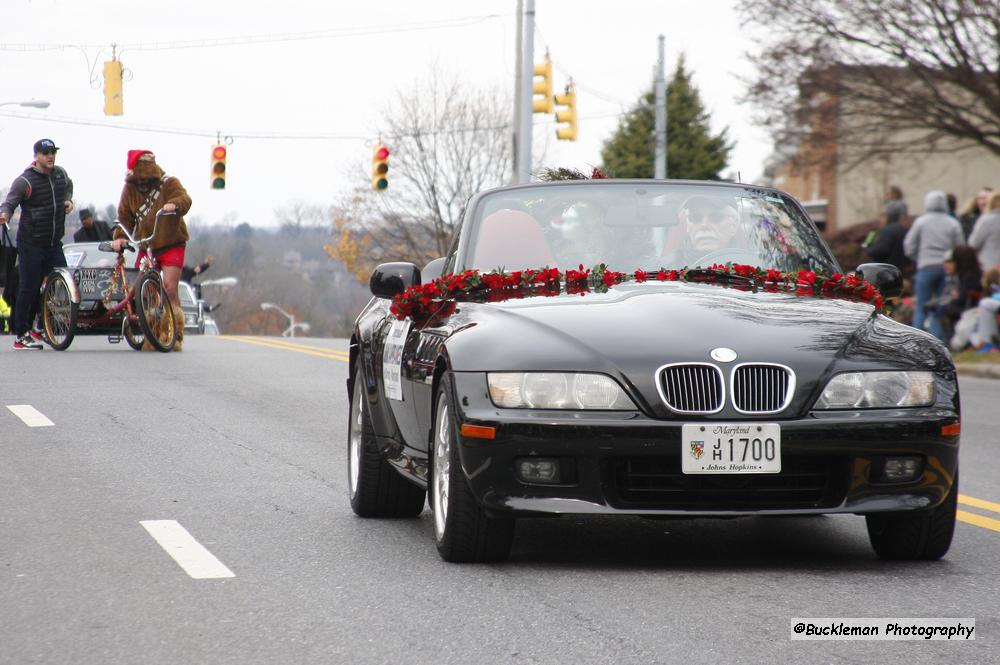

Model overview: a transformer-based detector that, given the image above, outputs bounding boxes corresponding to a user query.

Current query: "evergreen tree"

[601,57,732,180]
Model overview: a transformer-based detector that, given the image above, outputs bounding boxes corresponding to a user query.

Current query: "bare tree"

[327,71,512,280]
[274,200,330,237]
[742,0,1000,166]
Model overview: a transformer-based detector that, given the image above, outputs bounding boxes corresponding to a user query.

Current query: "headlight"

[815,371,935,409]
[487,372,636,410]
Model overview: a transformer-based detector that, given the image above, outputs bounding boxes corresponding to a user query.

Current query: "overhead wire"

[0,109,624,142]
[0,14,505,53]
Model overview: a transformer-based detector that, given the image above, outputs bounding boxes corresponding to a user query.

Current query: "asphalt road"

[1,335,998,664]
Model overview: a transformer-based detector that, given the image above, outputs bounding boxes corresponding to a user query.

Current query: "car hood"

[440,282,952,418]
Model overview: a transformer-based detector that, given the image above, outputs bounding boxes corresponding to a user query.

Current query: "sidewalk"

[956,362,1000,380]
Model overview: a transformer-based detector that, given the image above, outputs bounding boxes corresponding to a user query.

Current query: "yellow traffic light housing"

[371,144,390,191]
[532,53,553,114]
[554,82,578,141]
[103,59,123,116]
[210,145,227,190]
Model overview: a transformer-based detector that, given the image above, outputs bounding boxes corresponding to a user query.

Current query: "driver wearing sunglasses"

[680,195,740,254]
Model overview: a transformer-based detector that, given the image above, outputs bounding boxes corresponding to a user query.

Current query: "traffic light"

[554,82,578,141]
[210,145,227,190]
[532,53,553,114]
[103,59,123,116]
[371,144,389,191]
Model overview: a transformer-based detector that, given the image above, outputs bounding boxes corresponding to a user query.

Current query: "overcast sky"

[0,0,771,228]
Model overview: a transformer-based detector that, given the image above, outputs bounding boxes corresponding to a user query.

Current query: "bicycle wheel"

[135,272,176,352]
[42,272,77,350]
[122,314,145,351]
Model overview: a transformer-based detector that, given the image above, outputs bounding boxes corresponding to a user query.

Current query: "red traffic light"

[374,146,389,160]
[212,146,227,160]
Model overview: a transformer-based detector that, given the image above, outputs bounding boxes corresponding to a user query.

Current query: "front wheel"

[866,470,958,560]
[347,371,426,517]
[42,272,77,350]
[431,380,514,563]
[135,272,175,352]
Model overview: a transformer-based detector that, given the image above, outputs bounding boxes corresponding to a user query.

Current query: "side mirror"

[421,257,446,283]
[370,262,421,299]
[855,263,902,299]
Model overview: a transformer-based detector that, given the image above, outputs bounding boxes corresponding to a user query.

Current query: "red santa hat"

[126,149,154,171]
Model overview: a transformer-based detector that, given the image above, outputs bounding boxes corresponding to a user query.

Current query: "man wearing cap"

[0,138,74,350]
[111,149,192,350]
[663,194,745,266]
[73,208,113,243]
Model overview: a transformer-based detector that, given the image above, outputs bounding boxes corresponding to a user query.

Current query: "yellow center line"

[958,494,1000,515]
[957,510,1000,534]
[226,335,350,357]
[217,335,348,361]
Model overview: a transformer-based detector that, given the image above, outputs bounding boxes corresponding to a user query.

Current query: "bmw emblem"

[710,347,737,363]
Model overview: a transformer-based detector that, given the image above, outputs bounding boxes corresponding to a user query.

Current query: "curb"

[955,363,1000,380]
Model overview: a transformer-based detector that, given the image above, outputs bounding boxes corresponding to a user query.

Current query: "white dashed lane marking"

[140,520,235,579]
[6,405,55,427]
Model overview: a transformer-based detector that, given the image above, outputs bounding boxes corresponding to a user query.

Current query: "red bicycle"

[41,209,178,352]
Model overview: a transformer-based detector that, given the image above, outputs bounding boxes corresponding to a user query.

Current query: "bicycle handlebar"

[114,209,177,247]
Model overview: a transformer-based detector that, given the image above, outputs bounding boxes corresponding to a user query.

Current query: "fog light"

[881,456,922,482]
[516,458,560,484]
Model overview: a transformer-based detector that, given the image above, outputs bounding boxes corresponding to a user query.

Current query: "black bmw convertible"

[347,180,959,563]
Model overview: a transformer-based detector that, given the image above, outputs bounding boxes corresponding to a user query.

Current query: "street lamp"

[200,277,238,288]
[0,100,50,109]
[261,302,309,338]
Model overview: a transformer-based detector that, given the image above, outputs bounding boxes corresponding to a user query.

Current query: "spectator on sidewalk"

[904,190,964,337]
[968,191,1000,272]
[969,269,1000,353]
[864,199,911,274]
[959,188,992,241]
[884,185,907,216]
[73,208,113,243]
[929,246,981,342]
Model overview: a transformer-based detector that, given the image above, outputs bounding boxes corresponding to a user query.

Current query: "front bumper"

[449,372,960,517]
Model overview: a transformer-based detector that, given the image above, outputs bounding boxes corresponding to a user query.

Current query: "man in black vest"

[0,138,74,350]
[73,208,113,243]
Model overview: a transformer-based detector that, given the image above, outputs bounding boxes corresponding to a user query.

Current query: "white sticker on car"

[382,318,411,401]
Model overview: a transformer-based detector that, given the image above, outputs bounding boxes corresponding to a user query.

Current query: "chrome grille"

[732,364,794,414]
[657,364,724,413]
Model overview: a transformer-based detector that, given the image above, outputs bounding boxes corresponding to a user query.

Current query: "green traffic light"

[212,177,226,189]
[376,178,388,190]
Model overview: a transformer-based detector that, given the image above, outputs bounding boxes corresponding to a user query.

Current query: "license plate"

[681,423,781,474]
[73,268,113,298]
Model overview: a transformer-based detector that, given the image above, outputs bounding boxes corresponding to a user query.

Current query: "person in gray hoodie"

[968,191,1000,272]
[904,190,964,339]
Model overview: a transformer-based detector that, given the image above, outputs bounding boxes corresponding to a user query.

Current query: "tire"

[431,379,514,563]
[42,273,77,351]
[135,272,176,352]
[866,470,958,560]
[348,371,426,517]
[122,315,144,351]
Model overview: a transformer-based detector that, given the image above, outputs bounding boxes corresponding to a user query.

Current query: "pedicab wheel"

[42,272,77,351]
[135,272,176,353]
[122,315,145,351]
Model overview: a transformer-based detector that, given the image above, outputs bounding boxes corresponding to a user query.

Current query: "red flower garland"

[389,263,887,320]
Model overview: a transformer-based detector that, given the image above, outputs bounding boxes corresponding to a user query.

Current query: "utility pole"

[516,0,535,184]
[654,34,667,179]
[511,0,523,184]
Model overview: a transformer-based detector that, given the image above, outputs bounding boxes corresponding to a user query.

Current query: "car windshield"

[464,183,838,275]
[63,243,136,269]
[178,282,196,307]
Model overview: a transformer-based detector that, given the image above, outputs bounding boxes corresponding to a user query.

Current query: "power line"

[0,109,623,142]
[532,21,631,108]
[0,14,505,53]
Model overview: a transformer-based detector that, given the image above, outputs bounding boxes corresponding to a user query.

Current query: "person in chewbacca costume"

[111,150,192,351]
